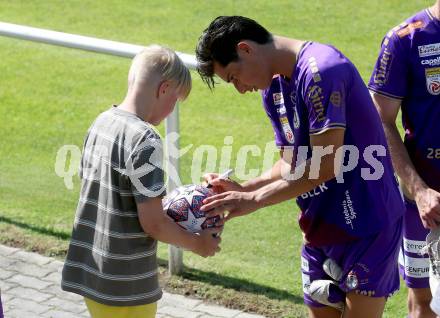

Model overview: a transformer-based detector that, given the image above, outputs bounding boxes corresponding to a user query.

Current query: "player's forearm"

[253,157,334,208]
[383,122,428,197]
[241,159,285,192]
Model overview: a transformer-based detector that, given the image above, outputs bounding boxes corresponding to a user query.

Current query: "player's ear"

[237,41,252,55]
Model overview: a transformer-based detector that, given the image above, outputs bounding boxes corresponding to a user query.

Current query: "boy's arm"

[128,132,221,257]
[137,197,221,257]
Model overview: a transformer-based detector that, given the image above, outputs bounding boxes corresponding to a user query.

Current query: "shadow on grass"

[0,215,71,240]
[157,258,304,305]
[0,215,302,305]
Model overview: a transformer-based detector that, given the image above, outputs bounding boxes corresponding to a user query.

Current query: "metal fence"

[0,21,197,274]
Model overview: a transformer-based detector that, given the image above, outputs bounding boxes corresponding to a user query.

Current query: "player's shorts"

[301,217,403,307]
[84,297,157,318]
[398,198,430,288]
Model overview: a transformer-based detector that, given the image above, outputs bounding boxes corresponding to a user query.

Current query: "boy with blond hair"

[61,45,221,318]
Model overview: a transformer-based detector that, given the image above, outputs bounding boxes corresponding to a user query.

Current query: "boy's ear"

[157,80,170,98]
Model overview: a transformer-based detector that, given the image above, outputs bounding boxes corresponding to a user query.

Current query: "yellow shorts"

[84,297,157,318]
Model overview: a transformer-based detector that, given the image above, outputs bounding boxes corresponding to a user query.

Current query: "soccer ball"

[162,184,220,233]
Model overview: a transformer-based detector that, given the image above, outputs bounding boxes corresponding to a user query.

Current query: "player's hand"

[415,187,440,229]
[191,228,222,258]
[200,191,259,221]
[203,173,244,194]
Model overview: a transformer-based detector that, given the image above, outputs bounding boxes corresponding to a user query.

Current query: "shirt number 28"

[427,148,440,159]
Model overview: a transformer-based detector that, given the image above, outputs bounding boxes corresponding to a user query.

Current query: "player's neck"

[271,36,306,79]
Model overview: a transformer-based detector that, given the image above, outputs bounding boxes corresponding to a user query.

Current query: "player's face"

[213,43,273,94]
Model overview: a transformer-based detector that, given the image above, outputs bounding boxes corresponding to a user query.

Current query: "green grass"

[0,0,432,317]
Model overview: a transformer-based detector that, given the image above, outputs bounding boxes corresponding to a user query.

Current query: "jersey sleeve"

[261,77,289,147]
[368,30,409,100]
[302,57,348,135]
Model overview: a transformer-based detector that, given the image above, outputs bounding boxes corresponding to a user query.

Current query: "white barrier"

[0,21,196,274]
[0,22,197,67]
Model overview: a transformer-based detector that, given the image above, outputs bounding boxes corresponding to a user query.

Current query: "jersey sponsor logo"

[418,43,440,58]
[279,115,294,144]
[290,91,300,129]
[401,254,429,278]
[274,89,295,144]
[307,85,326,123]
[373,47,392,86]
[293,105,300,129]
[356,290,376,297]
[273,92,284,105]
[345,271,359,290]
[397,20,424,38]
[280,117,289,125]
[425,67,440,95]
[301,256,309,271]
[308,56,322,83]
[330,91,342,107]
[422,56,440,66]
[283,126,294,144]
[342,190,356,230]
[276,104,287,115]
[301,272,311,294]
[290,90,298,108]
[403,238,426,254]
[300,182,329,199]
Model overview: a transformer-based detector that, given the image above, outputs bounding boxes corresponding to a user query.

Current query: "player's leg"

[400,199,435,318]
[343,292,385,318]
[408,288,436,318]
[84,297,157,318]
[333,216,403,317]
[301,244,345,318]
[302,216,402,317]
[308,306,341,318]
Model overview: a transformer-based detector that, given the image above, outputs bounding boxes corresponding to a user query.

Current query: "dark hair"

[196,16,273,89]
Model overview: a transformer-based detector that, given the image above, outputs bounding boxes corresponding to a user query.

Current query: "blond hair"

[128,45,191,100]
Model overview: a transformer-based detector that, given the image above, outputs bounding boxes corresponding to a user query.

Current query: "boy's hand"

[138,197,223,257]
[190,228,222,257]
[203,173,244,194]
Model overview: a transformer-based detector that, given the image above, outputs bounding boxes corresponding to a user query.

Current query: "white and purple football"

[162,184,220,233]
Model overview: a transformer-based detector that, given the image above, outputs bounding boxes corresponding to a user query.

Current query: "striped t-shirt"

[62,106,166,306]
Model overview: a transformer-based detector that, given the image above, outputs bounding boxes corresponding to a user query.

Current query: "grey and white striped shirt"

[62,106,165,306]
